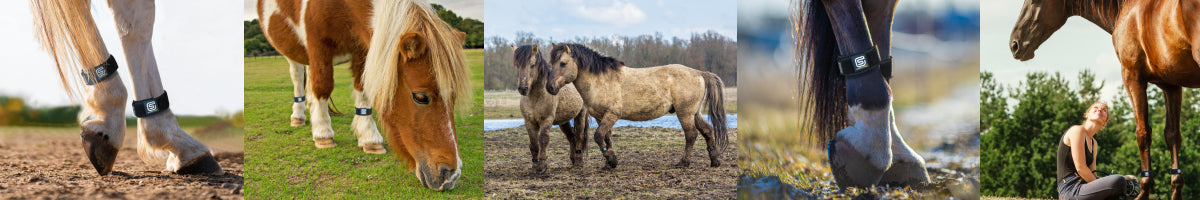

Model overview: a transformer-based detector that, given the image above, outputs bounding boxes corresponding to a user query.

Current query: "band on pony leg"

[81,56,119,85]
[132,91,169,118]
[294,96,305,103]
[355,108,372,116]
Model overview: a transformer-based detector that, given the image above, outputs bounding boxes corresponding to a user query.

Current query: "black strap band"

[355,108,372,116]
[881,56,893,80]
[132,91,170,118]
[1140,170,1153,177]
[575,150,582,154]
[836,46,881,77]
[81,56,119,85]
[532,158,539,163]
[1170,169,1182,175]
[294,96,305,103]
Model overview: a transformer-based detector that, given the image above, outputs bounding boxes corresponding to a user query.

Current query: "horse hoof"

[674,161,690,167]
[176,152,224,175]
[314,137,337,148]
[290,117,305,127]
[710,160,722,167]
[362,143,386,154]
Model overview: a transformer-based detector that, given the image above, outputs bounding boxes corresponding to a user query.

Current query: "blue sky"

[0,1,243,116]
[484,0,737,42]
[980,1,1124,102]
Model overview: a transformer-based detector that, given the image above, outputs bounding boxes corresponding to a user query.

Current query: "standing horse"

[1009,0,1200,198]
[30,0,222,175]
[793,0,930,189]
[512,45,589,174]
[544,43,728,169]
[259,0,471,190]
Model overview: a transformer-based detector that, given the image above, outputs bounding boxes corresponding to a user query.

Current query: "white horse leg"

[879,107,930,186]
[828,105,893,189]
[105,0,221,174]
[288,59,307,126]
[351,89,385,154]
[310,96,336,148]
[79,73,128,175]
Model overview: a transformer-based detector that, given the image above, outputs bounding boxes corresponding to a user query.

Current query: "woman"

[1057,102,1131,199]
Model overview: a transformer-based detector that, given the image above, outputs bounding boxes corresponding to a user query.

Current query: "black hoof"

[674,161,690,167]
[81,129,118,176]
[176,152,223,175]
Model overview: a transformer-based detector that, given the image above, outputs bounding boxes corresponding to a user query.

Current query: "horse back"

[1114,0,1200,87]
[613,65,707,121]
[259,0,372,65]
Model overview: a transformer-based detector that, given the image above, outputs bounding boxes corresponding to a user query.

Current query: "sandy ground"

[485,126,737,199]
[0,127,244,199]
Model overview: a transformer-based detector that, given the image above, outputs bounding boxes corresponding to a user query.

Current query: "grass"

[483,87,738,119]
[244,49,484,199]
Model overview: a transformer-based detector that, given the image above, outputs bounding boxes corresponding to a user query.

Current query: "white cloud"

[571,0,645,27]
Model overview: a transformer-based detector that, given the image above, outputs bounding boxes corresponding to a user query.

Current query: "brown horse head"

[361,1,471,191]
[1010,0,1070,61]
[512,45,548,96]
[546,43,622,95]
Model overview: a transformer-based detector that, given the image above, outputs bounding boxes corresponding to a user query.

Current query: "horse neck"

[570,65,623,97]
[1069,0,1125,33]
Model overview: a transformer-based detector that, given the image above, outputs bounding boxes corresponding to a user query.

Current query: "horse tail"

[30,0,109,102]
[327,97,344,116]
[702,72,728,150]
[794,0,847,148]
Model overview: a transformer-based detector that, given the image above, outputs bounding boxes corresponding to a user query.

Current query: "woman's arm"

[1068,127,1097,182]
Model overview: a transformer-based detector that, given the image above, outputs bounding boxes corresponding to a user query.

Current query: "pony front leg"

[1124,77,1153,200]
[524,121,546,174]
[828,105,893,189]
[106,0,221,174]
[351,89,385,154]
[879,107,930,186]
[81,71,128,175]
[287,59,308,126]
[1161,85,1184,200]
[595,114,619,169]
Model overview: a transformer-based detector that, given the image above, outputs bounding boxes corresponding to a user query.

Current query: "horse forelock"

[554,43,623,74]
[513,45,552,83]
[362,0,471,112]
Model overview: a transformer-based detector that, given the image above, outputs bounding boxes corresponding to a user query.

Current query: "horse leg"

[349,56,385,154]
[287,59,308,126]
[693,113,721,167]
[595,114,619,169]
[537,120,552,172]
[305,40,336,149]
[1124,76,1153,200]
[524,120,545,174]
[559,122,582,167]
[570,110,590,167]
[879,107,931,186]
[106,0,221,174]
[1161,85,1184,200]
[675,113,699,167]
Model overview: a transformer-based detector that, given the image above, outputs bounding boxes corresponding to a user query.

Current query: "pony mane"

[30,0,110,102]
[362,0,472,111]
[512,45,550,82]
[551,43,623,74]
[793,0,848,147]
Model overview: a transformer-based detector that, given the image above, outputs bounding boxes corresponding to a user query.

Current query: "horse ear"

[510,45,517,51]
[564,44,571,54]
[399,32,427,62]
[531,45,539,54]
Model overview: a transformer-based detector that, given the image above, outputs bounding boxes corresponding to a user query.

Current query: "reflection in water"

[483,114,738,131]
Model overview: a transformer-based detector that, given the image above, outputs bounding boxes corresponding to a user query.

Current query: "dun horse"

[258,0,471,190]
[513,45,589,173]
[544,43,728,169]
[793,0,930,189]
[30,0,222,175]
[1009,0,1200,198]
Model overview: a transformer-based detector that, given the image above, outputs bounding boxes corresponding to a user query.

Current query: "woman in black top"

[1057,102,1130,199]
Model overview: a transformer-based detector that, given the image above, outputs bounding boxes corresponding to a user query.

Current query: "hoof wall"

[362,143,387,154]
[176,152,224,175]
[314,137,337,148]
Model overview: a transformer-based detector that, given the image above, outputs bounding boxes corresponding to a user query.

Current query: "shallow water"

[483,114,738,131]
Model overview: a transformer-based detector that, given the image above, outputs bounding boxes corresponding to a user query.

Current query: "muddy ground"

[485,126,737,199]
[0,126,244,199]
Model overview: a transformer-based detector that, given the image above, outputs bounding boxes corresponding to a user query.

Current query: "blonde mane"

[362,0,471,111]
[31,0,110,102]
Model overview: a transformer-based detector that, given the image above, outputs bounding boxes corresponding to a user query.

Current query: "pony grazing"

[512,45,589,174]
[258,0,471,191]
[31,0,222,175]
[545,43,728,169]
[1010,0,1200,198]
[792,0,930,189]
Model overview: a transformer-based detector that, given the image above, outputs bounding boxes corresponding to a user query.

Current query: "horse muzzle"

[417,164,460,191]
[517,86,529,96]
[1010,40,1036,61]
[81,129,119,175]
[546,84,560,95]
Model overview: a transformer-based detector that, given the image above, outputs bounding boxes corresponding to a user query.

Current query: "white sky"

[484,0,737,42]
[0,1,244,116]
[979,1,1124,102]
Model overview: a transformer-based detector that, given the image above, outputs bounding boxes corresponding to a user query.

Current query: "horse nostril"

[1010,41,1020,52]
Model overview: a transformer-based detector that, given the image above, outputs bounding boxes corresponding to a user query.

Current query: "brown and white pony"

[1010,0,1200,198]
[512,45,589,173]
[545,43,728,169]
[30,0,222,175]
[258,0,471,190]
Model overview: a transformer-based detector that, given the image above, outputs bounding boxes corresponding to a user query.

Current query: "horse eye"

[412,92,430,105]
[559,62,566,67]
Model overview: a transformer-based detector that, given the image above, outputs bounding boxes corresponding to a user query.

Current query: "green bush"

[982,70,1200,198]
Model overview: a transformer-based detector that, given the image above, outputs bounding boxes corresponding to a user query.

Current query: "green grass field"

[243,49,484,199]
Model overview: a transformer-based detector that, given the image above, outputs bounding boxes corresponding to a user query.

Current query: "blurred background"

[737,0,979,198]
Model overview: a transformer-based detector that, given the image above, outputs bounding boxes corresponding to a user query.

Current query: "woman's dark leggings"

[1058,175,1127,200]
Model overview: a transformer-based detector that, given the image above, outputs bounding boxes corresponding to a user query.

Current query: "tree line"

[981,70,1200,198]
[244,3,484,56]
[483,31,737,90]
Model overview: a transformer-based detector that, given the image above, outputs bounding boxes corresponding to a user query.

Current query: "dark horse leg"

[595,114,619,169]
[559,122,579,167]
[675,113,700,167]
[694,113,721,167]
[563,112,589,167]
[525,120,546,174]
[1123,73,1153,200]
[1162,85,1184,200]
